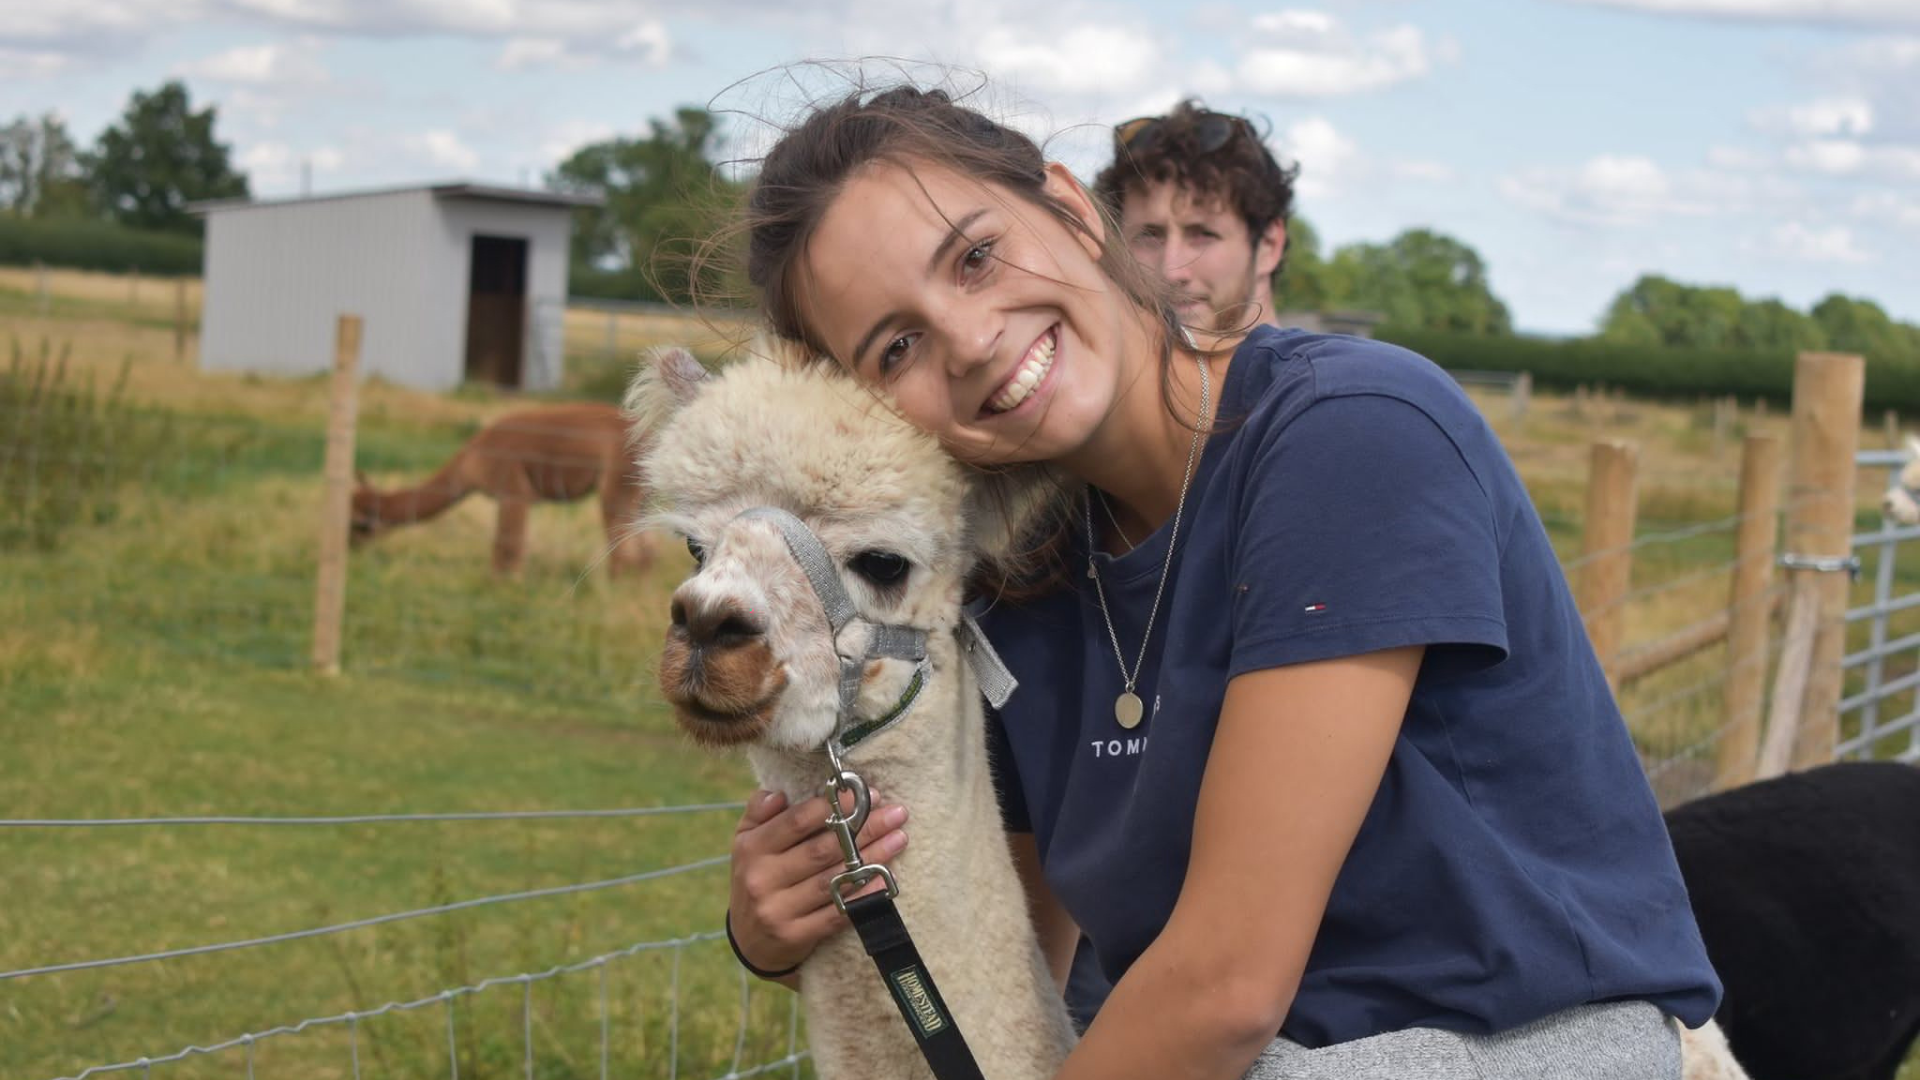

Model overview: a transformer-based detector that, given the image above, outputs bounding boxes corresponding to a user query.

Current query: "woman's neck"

[1060,312,1223,536]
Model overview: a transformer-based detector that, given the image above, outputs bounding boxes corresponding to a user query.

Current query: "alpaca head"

[348,472,385,546]
[1884,435,1920,526]
[631,344,1057,753]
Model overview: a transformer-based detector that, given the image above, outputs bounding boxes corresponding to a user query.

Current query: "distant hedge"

[0,217,202,276]
[1377,327,1920,414]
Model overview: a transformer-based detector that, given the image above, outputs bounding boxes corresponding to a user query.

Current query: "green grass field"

[3,268,1915,1080]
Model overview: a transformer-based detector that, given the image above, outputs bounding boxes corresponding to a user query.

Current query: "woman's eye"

[879,334,915,374]
[961,240,994,278]
[686,536,707,566]
[849,550,909,587]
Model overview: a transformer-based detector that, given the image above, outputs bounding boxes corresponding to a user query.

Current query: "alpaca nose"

[671,593,766,648]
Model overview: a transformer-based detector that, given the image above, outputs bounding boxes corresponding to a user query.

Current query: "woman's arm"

[1053,644,1421,1080]
[1011,832,1080,990]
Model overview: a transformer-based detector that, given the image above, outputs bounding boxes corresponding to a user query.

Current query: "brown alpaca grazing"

[349,402,655,576]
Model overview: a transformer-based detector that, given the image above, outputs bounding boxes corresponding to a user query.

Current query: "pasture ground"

[2,268,1913,1080]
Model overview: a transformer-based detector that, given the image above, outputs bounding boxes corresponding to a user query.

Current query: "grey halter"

[735,507,1018,767]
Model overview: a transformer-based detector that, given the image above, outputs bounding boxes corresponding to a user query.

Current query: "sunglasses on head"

[1114,111,1256,157]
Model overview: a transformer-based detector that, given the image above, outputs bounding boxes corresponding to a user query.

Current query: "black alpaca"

[1666,761,1920,1080]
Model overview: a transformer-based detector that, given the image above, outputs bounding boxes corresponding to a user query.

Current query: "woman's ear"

[1041,162,1106,260]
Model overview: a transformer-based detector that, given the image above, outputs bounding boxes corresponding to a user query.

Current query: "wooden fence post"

[312,314,364,676]
[34,260,49,314]
[1579,439,1640,686]
[1714,433,1782,789]
[604,311,618,362]
[1782,351,1865,770]
[1510,371,1531,424]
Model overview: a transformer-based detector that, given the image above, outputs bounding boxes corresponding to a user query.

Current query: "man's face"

[1119,180,1284,332]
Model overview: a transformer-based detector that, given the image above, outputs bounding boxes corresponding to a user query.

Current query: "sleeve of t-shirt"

[1229,393,1510,678]
[984,704,1033,834]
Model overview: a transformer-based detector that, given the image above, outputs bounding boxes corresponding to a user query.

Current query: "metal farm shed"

[192,182,601,392]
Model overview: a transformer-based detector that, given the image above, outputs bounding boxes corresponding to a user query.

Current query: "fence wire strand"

[0,802,746,829]
[1,855,729,983]
[50,932,733,1080]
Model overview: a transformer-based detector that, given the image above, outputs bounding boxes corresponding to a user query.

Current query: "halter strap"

[731,507,1017,755]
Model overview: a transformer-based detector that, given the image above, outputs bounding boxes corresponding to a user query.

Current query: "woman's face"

[800,159,1142,467]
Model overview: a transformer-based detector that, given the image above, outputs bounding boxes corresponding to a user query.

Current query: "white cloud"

[976,24,1161,96]
[176,42,329,84]
[1564,0,1920,29]
[1706,145,1768,169]
[5,1,679,75]
[1267,116,1450,201]
[1275,117,1358,199]
[495,18,670,70]
[1756,222,1873,263]
[1235,16,1437,97]
[0,47,72,78]
[1496,154,1788,225]
[1749,97,1873,138]
[404,130,479,171]
[1852,191,1920,231]
[539,118,618,166]
[1782,138,1920,179]
[237,140,346,188]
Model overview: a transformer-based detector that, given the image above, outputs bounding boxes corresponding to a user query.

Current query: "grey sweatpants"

[1245,1001,1681,1080]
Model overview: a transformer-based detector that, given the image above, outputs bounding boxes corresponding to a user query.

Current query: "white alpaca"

[1882,435,1920,525]
[630,344,1075,1080]
[630,343,1750,1080]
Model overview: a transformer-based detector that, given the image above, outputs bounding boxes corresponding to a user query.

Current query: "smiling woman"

[709,83,1729,1080]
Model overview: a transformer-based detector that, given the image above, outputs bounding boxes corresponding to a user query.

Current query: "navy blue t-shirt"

[981,328,1721,1047]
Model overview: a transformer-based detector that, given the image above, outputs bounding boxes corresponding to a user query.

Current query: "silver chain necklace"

[1084,352,1211,731]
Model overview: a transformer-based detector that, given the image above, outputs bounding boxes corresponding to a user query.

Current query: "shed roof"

[189,180,604,215]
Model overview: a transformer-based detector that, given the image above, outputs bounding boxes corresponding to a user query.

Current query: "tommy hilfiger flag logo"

[1304,603,1329,614]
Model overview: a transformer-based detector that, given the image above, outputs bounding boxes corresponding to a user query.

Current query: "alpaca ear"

[354,469,371,489]
[1906,433,1920,459]
[623,346,710,445]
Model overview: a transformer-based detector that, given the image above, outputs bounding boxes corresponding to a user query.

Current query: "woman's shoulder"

[1228,326,1485,444]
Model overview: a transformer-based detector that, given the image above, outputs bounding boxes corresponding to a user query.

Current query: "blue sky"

[3,0,1916,335]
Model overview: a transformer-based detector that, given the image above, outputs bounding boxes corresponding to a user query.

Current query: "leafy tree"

[1810,293,1913,362]
[1598,275,1745,349]
[1284,227,1511,335]
[1735,298,1827,352]
[547,107,742,304]
[0,113,87,218]
[87,81,248,236]
[1276,215,1328,311]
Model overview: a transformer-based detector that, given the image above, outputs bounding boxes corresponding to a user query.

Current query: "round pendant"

[1115,691,1145,730]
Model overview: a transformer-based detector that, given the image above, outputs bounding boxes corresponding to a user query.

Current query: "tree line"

[7,85,1912,363]
[2,81,248,236]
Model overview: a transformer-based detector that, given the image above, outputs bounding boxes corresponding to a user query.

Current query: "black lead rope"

[843,892,987,1080]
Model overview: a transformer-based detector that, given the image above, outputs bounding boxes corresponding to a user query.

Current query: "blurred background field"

[3,266,1916,1079]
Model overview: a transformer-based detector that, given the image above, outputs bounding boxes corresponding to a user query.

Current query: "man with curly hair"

[1094,100,1299,337]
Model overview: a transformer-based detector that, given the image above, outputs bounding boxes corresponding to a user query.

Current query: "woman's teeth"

[988,331,1056,413]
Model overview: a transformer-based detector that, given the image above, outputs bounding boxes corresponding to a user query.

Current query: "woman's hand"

[727,787,909,982]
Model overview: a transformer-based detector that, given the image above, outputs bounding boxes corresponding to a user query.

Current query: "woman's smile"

[983,324,1060,417]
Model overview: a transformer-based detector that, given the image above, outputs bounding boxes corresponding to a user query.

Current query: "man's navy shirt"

[981,327,1721,1046]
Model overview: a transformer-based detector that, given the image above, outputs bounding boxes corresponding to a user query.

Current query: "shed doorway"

[464,235,528,388]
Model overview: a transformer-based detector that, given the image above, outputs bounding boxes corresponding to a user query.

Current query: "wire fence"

[8,276,1916,1076]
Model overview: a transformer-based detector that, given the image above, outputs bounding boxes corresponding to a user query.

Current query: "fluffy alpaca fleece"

[1667,761,1920,1080]
[630,345,1075,1080]
[1883,435,1920,525]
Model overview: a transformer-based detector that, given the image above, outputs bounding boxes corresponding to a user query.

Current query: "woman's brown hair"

[731,84,1209,602]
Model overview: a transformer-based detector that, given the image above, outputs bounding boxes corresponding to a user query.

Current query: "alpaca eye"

[686,536,708,567]
[849,551,909,587]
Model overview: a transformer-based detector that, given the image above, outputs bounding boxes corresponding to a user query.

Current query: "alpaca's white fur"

[632,345,1076,1080]
[1884,435,1920,525]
